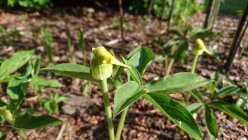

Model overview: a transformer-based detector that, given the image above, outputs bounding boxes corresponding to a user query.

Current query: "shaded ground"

[0,6,248,140]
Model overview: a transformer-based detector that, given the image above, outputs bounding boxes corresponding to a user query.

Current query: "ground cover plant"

[0,0,248,139]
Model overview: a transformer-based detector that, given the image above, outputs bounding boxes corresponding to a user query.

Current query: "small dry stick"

[56,124,66,140]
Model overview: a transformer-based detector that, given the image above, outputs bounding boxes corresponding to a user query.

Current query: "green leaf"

[31,75,62,92]
[209,101,248,125]
[7,77,29,112]
[186,103,203,114]
[42,63,95,81]
[127,47,154,75]
[191,89,204,103]
[190,29,221,40]
[123,58,142,86]
[162,38,181,51]
[0,50,33,80]
[236,95,248,110]
[214,85,241,98]
[174,40,188,63]
[205,106,218,139]
[145,93,202,140]
[167,29,183,37]
[14,112,64,129]
[114,81,145,117]
[205,72,220,94]
[146,72,209,94]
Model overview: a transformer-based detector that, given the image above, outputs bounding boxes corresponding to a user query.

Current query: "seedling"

[39,93,69,114]
[44,46,213,140]
[39,26,54,63]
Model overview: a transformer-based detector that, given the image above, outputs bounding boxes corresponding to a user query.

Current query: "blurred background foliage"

[0,0,246,16]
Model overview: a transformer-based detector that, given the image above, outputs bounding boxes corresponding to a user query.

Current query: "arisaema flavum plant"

[186,39,248,139]
[157,24,221,76]
[0,51,64,140]
[43,45,218,140]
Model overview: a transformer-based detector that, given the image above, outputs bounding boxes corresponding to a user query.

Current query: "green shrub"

[6,0,52,9]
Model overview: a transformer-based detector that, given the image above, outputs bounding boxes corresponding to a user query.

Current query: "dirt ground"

[0,6,248,140]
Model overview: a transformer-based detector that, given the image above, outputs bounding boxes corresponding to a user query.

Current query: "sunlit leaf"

[146,72,209,94]
[145,93,202,140]
[205,106,218,139]
[114,81,145,117]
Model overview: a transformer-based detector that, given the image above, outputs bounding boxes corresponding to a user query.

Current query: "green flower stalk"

[191,38,211,73]
[90,46,128,140]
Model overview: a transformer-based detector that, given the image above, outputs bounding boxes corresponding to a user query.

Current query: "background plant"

[157,24,221,75]
[39,93,69,114]
[5,0,52,9]
[38,26,54,63]
[0,25,21,45]
[186,71,248,139]
[0,51,64,139]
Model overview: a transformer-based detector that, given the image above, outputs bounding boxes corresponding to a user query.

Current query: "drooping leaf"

[114,81,145,117]
[209,101,248,125]
[42,63,95,81]
[0,50,33,80]
[145,93,202,140]
[127,47,154,75]
[213,85,241,98]
[146,72,209,94]
[205,106,218,139]
[123,58,142,86]
[14,112,64,129]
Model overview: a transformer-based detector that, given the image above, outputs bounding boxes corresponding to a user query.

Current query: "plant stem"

[115,107,128,140]
[16,129,28,140]
[166,58,175,76]
[186,54,199,104]
[191,54,199,74]
[100,79,115,140]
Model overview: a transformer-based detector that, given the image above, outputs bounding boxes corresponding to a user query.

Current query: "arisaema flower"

[193,38,211,55]
[90,46,129,80]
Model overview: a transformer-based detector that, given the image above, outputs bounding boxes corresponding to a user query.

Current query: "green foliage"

[127,0,203,21]
[39,26,53,62]
[205,106,218,139]
[0,50,33,81]
[146,72,209,94]
[42,63,94,81]
[14,112,64,129]
[45,46,210,139]
[0,25,21,45]
[145,93,202,140]
[6,0,52,9]
[127,46,154,75]
[39,93,69,114]
[114,81,145,116]
[209,101,248,125]
[236,95,248,110]
[188,71,248,139]
[0,51,64,139]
